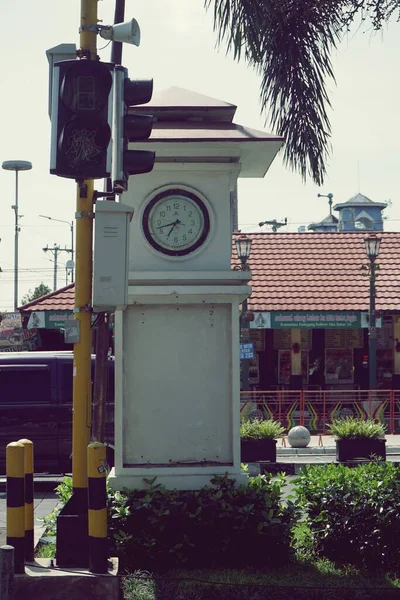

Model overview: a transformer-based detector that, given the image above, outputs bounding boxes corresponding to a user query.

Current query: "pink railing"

[240,389,400,434]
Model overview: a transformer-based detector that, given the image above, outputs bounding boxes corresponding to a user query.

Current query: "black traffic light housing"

[112,65,155,192]
[50,59,113,180]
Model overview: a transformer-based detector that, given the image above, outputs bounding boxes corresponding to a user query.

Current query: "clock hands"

[155,220,178,229]
[154,219,186,238]
[167,224,176,238]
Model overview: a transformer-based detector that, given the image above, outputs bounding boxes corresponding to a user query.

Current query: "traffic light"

[112,65,155,192]
[50,59,113,180]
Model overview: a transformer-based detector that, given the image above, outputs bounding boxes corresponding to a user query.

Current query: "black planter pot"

[241,439,277,463]
[336,438,386,462]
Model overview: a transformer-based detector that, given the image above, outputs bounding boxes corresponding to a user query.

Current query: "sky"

[0,1,399,311]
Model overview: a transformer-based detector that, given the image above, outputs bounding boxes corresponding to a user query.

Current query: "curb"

[277,445,400,456]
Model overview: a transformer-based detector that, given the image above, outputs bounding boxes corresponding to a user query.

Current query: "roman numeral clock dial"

[142,188,211,256]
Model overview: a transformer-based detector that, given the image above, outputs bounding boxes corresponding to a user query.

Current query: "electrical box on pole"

[50,59,113,180]
[93,200,134,312]
[112,65,155,193]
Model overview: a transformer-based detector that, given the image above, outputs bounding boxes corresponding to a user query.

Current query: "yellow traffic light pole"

[72,0,98,497]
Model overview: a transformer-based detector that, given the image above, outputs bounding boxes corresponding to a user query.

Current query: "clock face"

[142,188,211,256]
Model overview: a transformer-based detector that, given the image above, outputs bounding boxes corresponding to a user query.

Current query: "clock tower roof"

[129,86,284,178]
[132,86,237,123]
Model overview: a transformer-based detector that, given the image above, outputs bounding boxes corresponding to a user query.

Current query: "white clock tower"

[107,87,283,490]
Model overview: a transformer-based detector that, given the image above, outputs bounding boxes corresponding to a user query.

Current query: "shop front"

[246,310,394,392]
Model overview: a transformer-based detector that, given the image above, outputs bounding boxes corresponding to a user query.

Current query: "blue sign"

[240,342,254,360]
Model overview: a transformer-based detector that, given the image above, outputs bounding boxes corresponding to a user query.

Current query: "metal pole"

[92,314,109,443]
[14,171,19,312]
[87,442,108,573]
[6,442,25,574]
[369,262,377,391]
[72,0,98,500]
[53,246,58,291]
[110,0,125,65]
[17,439,34,563]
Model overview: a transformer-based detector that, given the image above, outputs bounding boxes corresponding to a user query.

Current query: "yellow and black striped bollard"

[18,439,34,562]
[6,442,25,574]
[87,442,108,573]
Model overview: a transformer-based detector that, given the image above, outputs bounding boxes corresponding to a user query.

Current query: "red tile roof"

[19,232,400,314]
[233,232,400,312]
[19,283,74,312]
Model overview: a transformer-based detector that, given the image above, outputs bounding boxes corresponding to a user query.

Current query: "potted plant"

[240,419,285,463]
[327,417,386,462]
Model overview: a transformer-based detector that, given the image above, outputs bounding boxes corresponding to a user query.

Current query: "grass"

[120,522,400,599]
[240,418,285,440]
[327,417,386,440]
[121,563,400,600]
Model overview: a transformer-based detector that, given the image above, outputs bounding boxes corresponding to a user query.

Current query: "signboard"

[252,311,369,329]
[28,310,71,330]
[240,342,255,360]
[272,311,362,329]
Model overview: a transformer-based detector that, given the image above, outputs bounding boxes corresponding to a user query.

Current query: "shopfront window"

[278,350,309,385]
[325,349,354,384]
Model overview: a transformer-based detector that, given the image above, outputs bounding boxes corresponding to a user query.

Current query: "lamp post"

[39,215,74,282]
[2,160,32,311]
[364,234,381,392]
[235,235,252,391]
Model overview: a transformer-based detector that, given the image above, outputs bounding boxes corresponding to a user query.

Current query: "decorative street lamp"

[364,233,381,391]
[2,160,32,311]
[235,235,252,391]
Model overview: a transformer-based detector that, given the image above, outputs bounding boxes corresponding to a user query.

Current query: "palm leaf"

[205,0,345,185]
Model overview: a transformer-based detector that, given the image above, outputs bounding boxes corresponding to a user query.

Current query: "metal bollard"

[6,442,25,574]
[17,439,34,562]
[0,545,15,600]
[87,442,108,573]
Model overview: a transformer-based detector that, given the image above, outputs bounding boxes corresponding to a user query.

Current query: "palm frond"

[206,0,345,184]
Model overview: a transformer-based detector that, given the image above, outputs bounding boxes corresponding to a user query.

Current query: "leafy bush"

[240,418,285,440]
[327,417,386,440]
[295,462,400,570]
[108,472,296,571]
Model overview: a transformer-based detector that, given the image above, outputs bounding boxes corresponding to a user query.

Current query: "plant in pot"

[327,417,386,462]
[240,419,285,463]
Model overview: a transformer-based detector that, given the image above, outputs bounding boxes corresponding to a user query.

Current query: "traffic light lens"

[60,63,112,113]
[59,118,111,172]
[77,76,96,110]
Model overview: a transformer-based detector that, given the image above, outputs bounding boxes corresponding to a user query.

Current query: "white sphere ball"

[288,426,311,448]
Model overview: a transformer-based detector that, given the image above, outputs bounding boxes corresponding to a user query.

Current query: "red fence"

[240,390,400,434]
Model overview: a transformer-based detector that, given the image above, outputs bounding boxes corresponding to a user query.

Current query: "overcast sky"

[0,1,399,310]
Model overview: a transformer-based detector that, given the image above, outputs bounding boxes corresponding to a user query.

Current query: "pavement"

[0,435,399,548]
[0,489,61,548]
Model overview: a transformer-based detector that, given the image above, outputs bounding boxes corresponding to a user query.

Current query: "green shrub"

[108,472,296,571]
[240,418,285,440]
[295,462,400,570]
[327,417,386,440]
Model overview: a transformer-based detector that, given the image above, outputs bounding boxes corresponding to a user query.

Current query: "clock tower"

[108,87,283,490]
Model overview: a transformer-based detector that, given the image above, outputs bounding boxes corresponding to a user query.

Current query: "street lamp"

[235,235,252,391]
[39,215,74,282]
[2,160,32,311]
[364,233,381,391]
